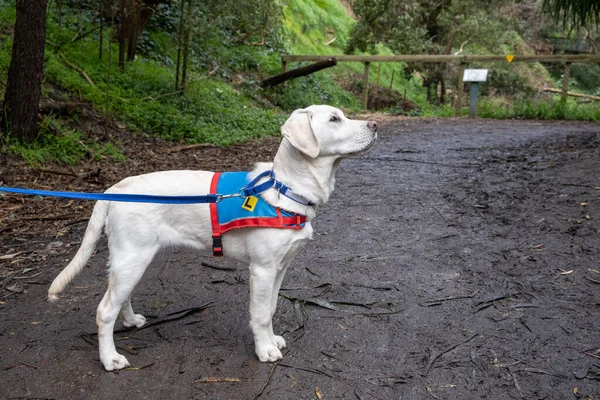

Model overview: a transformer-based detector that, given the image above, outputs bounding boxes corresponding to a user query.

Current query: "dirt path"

[1,118,600,399]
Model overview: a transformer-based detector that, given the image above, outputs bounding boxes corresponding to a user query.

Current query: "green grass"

[477,96,600,121]
[7,117,126,166]
[42,20,287,146]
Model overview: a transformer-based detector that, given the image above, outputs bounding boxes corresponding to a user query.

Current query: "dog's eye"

[329,115,340,122]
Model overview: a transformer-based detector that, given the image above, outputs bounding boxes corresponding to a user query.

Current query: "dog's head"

[281,105,377,159]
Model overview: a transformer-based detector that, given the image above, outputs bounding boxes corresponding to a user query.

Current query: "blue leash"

[0,186,220,204]
[0,170,313,205]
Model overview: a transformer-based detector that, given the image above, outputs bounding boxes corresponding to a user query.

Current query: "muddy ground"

[1,117,600,400]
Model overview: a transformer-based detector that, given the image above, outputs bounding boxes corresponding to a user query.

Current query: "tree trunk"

[1,0,48,142]
[126,0,140,61]
[127,0,160,61]
[180,0,193,91]
[98,0,103,60]
[174,0,185,90]
[118,0,127,69]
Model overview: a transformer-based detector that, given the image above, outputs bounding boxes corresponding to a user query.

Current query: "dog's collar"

[243,170,315,207]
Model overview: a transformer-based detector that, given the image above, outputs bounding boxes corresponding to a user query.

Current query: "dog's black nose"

[368,121,377,131]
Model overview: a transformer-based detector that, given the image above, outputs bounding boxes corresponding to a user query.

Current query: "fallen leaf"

[558,269,574,275]
[315,387,324,400]
[124,363,154,371]
[151,300,169,309]
[0,252,22,260]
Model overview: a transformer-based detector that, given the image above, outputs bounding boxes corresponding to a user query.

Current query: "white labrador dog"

[48,105,377,371]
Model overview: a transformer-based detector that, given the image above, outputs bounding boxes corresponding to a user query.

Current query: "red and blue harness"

[209,171,310,256]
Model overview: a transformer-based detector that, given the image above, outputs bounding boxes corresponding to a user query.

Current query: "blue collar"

[242,170,315,206]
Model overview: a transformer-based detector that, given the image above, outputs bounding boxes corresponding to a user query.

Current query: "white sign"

[463,69,488,82]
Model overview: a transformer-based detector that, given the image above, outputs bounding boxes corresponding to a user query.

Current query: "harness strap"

[209,173,223,257]
[243,170,315,206]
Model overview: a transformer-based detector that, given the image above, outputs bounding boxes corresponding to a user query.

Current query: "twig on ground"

[201,261,236,271]
[112,303,215,333]
[57,51,95,86]
[422,293,476,307]
[17,213,82,222]
[194,376,242,383]
[584,276,600,284]
[278,362,335,378]
[167,143,212,154]
[422,334,479,376]
[251,361,279,400]
[38,168,80,178]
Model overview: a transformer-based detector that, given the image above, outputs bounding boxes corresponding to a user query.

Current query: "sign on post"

[463,69,488,117]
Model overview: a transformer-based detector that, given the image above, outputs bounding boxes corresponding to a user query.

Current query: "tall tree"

[346,0,508,104]
[1,0,49,142]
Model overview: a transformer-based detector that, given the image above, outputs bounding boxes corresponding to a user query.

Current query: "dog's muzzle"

[354,121,378,147]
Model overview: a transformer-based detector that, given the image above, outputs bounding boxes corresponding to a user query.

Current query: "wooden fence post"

[456,62,467,116]
[561,62,571,104]
[362,61,370,110]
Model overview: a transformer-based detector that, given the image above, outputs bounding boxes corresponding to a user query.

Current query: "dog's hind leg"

[119,295,147,328]
[249,262,284,363]
[96,246,156,371]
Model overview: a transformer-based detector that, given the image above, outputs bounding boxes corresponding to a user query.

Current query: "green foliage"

[40,12,286,146]
[283,0,355,53]
[477,96,600,121]
[542,0,600,28]
[266,71,361,112]
[7,117,126,165]
[569,63,600,94]
[347,0,509,55]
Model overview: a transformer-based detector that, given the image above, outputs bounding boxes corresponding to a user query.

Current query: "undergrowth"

[7,117,126,166]
[1,0,599,167]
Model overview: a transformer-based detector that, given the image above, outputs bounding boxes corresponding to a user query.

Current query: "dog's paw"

[256,344,283,363]
[273,335,286,350]
[101,352,130,371]
[122,313,146,328]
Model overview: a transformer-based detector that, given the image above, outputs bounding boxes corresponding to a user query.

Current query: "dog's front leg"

[249,262,284,362]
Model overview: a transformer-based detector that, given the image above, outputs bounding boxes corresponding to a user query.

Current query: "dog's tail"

[48,200,110,302]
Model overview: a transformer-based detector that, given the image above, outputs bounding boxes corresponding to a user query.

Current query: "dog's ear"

[281,109,320,158]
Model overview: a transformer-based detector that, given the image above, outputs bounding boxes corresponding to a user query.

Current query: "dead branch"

[39,101,85,115]
[57,51,95,86]
[112,303,215,334]
[17,213,82,221]
[261,58,337,87]
[167,143,212,154]
[70,26,100,44]
[422,334,479,376]
[37,168,80,178]
[141,90,183,101]
[542,88,600,101]
[201,261,236,271]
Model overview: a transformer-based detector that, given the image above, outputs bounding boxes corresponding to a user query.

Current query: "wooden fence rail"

[281,54,600,111]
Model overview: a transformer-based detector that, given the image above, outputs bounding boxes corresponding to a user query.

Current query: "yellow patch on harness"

[241,196,258,212]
